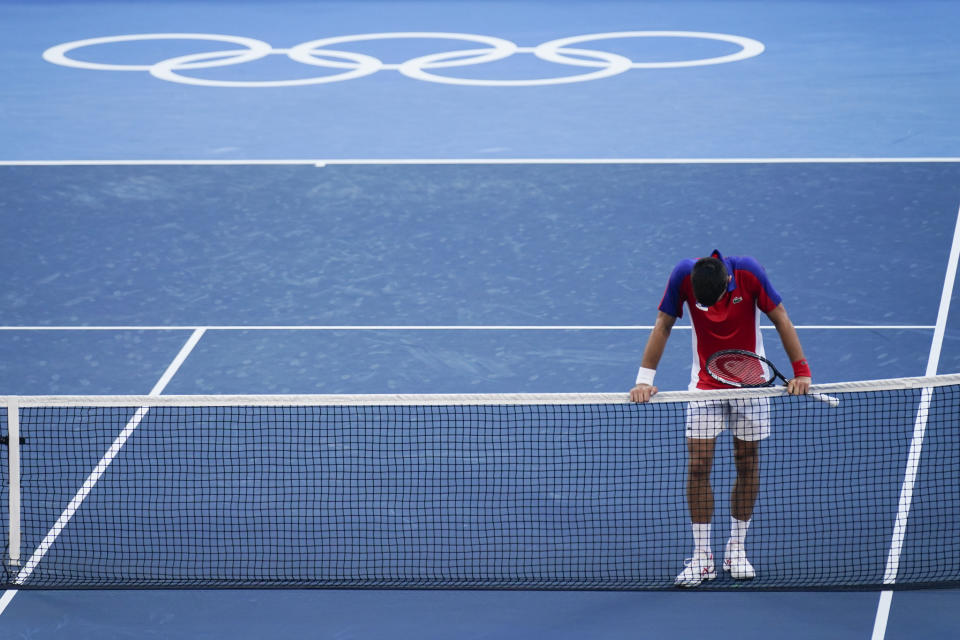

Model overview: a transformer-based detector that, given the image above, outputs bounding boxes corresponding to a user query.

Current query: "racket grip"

[811,392,841,408]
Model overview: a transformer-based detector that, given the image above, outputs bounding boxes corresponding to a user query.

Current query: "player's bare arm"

[630,311,677,402]
[766,303,811,395]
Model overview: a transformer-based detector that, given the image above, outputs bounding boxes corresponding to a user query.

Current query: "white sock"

[693,523,712,556]
[730,516,751,546]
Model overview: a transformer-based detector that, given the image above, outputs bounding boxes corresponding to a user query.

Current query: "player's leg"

[731,436,760,522]
[724,398,770,579]
[687,437,717,526]
[676,436,718,587]
[676,399,725,587]
[725,436,759,579]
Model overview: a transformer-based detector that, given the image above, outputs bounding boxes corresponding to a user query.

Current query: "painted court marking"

[0,325,938,331]
[1,157,960,166]
[872,202,960,640]
[0,329,206,616]
[310,158,960,165]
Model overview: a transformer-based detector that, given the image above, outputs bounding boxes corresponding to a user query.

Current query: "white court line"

[313,158,960,165]
[0,324,937,331]
[0,328,206,615]
[0,157,959,166]
[872,202,960,640]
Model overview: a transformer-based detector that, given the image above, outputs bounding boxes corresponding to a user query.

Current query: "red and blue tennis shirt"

[659,250,782,390]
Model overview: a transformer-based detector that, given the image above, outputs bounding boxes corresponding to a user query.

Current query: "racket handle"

[810,392,841,408]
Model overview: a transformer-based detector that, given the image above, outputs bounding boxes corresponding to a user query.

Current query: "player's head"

[692,257,729,308]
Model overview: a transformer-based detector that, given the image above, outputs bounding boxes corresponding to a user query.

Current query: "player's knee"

[688,456,712,480]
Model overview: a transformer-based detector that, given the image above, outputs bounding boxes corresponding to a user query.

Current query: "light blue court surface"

[2,0,960,159]
[1,0,959,638]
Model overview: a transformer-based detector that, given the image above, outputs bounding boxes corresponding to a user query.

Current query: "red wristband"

[792,359,811,378]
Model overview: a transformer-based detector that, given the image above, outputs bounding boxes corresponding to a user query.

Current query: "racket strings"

[709,353,770,386]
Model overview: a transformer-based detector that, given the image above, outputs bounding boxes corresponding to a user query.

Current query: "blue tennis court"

[1,0,959,637]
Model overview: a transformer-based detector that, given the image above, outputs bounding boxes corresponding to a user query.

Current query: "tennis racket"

[706,349,840,408]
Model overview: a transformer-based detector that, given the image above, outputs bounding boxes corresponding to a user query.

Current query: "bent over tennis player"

[629,250,812,587]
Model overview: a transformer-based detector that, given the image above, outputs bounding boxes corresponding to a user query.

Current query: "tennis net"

[1,374,959,590]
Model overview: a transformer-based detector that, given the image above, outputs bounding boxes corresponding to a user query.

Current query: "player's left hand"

[787,376,811,395]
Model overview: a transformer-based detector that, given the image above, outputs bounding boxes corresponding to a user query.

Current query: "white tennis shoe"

[674,551,716,587]
[723,541,756,580]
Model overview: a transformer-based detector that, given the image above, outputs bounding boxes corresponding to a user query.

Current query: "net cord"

[2,373,957,408]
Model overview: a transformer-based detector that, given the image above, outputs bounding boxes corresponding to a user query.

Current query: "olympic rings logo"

[42,31,765,87]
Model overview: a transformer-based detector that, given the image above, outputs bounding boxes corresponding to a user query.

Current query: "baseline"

[1,158,960,166]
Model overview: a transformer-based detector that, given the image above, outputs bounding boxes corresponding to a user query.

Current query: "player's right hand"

[629,383,658,403]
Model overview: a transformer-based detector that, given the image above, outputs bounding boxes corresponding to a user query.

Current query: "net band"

[2,373,958,591]
[6,374,956,407]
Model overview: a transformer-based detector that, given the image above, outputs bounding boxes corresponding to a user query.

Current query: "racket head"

[706,349,777,388]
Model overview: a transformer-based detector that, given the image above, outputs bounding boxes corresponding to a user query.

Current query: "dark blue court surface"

[2,163,959,329]
[1,0,959,638]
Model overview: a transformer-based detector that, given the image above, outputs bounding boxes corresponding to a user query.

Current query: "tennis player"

[629,250,812,587]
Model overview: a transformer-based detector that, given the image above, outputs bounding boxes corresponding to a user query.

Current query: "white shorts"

[685,397,771,441]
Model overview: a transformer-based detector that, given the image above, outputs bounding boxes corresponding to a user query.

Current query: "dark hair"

[691,257,728,307]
